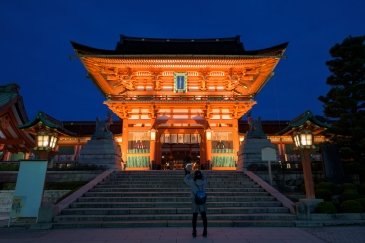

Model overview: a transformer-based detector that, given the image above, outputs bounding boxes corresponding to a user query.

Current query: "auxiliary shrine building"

[0,36,328,170]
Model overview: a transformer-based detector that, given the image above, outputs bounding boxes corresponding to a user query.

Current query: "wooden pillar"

[206,132,212,166]
[122,119,129,163]
[232,119,239,164]
[149,136,155,170]
[154,133,162,168]
[278,141,286,161]
[301,148,316,199]
[199,130,206,167]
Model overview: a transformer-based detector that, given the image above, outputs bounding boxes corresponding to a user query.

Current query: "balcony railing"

[110,95,252,102]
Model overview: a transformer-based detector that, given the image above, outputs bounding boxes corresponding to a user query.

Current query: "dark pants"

[192,211,207,232]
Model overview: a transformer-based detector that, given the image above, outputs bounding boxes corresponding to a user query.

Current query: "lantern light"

[36,131,58,150]
[150,129,156,141]
[293,130,313,149]
[206,129,212,140]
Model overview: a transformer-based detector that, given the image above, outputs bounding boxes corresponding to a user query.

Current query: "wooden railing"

[110,95,252,102]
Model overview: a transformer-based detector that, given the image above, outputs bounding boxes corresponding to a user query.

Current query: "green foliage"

[0,163,19,171]
[356,198,365,211]
[50,163,106,171]
[340,200,363,213]
[341,189,360,201]
[318,35,365,164]
[316,182,336,192]
[342,183,358,191]
[316,201,337,214]
[358,183,365,195]
[315,181,342,200]
[0,183,15,190]
[0,181,86,191]
[315,189,333,201]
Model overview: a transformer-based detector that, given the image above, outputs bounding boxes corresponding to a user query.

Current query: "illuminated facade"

[71,36,289,170]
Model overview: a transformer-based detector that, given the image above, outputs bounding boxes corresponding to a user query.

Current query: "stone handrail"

[244,170,296,214]
[54,169,115,215]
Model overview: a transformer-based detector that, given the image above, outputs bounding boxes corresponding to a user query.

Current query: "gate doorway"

[161,143,200,170]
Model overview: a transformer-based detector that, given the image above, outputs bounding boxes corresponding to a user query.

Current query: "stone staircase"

[53,171,296,228]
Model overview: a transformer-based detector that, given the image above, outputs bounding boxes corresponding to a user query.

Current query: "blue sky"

[1,0,364,121]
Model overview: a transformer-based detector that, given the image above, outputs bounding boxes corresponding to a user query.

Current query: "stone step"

[112,172,245,176]
[53,170,295,228]
[61,207,290,215]
[110,177,251,180]
[100,181,258,188]
[53,219,296,228]
[94,184,262,189]
[77,196,277,203]
[83,191,270,198]
[55,213,296,222]
[90,187,265,192]
[71,201,283,208]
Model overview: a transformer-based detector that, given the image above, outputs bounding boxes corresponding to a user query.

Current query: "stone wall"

[0,171,103,183]
[0,190,70,213]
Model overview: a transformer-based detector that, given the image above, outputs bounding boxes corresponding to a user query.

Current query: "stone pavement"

[0,226,364,243]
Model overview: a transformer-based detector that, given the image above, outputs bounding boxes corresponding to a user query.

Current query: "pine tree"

[319,36,365,164]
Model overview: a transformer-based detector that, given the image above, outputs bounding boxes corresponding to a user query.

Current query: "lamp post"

[292,129,315,199]
[14,112,74,224]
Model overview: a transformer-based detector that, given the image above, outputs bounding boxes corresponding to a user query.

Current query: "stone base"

[212,167,236,171]
[78,139,121,169]
[237,138,277,171]
[296,198,323,220]
[125,167,150,171]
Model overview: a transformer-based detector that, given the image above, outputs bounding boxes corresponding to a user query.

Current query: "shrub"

[316,189,333,201]
[316,182,335,191]
[358,183,365,195]
[342,183,357,191]
[355,198,365,212]
[0,164,19,171]
[340,200,363,213]
[0,183,16,190]
[315,201,337,214]
[341,189,360,201]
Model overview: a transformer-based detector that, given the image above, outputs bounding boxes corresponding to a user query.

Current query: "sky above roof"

[1,0,364,122]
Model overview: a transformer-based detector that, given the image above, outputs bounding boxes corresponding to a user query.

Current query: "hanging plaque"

[174,72,187,93]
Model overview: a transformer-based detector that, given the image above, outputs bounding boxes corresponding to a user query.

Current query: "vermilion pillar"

[301,149,315,199]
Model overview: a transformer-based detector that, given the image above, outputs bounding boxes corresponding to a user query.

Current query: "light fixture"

[150,129,156,141]
[36,130,58,150]
[206,129,212,140]
[292,128,316,199]
[292,129,313,149]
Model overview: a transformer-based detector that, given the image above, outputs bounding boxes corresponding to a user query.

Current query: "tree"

[319,36,365,164]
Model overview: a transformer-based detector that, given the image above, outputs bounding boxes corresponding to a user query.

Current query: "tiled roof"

[0,84,19,108]
[71,35,288,56]
[19,111,75,136]
[277,110,330,135]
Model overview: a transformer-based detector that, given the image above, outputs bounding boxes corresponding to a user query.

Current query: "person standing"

[184,169,208,237]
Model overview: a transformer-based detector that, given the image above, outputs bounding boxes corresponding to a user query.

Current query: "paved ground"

[0,226,364,243]
[1,213,365,242]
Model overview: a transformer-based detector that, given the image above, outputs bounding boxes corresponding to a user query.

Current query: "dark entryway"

[161,143,200,170]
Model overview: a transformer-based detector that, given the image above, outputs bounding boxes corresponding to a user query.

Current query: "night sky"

[1,0,364,122]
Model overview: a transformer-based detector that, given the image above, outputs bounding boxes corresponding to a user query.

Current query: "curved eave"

[71,41,288,58]
[277,110,330,135]
[18,112,75,136]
